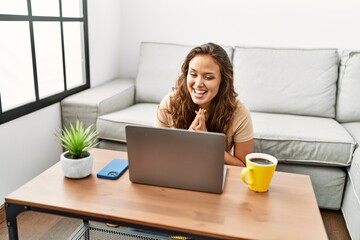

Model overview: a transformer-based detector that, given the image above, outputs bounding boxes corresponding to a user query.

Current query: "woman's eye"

[189,72,197,77]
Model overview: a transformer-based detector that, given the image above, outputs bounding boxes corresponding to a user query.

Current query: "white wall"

[118,0,360,79]
[0,104,63,201]
[88,0,122,87]
[0,0,122,202]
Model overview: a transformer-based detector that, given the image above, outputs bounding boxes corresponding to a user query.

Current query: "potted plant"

[56,119,98,179]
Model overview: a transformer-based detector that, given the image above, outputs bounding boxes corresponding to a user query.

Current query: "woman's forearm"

[224,151,246,167]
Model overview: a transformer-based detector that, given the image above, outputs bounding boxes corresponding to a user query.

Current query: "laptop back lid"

[125,125,226,193]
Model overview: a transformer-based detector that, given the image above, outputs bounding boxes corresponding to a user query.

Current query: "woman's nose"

[194,77,204,87]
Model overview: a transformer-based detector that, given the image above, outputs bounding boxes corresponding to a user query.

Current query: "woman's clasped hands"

[189,108,207,132]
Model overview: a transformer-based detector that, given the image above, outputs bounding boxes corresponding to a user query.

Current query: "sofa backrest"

[135,42,233,103]
[233,46,339,118]
[336,51,360,123]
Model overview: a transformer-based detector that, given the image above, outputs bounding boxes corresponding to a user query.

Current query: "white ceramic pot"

[60,151,93,179]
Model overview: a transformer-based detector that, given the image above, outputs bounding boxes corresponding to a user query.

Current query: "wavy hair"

[165,42,238,135]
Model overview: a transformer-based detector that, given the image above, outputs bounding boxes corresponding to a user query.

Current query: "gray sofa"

[61,42,360,239]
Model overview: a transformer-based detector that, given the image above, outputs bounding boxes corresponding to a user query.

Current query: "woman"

[155,42,253,166]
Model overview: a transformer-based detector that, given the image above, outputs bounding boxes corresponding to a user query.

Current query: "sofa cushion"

[233,47,339,118]
[135,42,233,103]
[336,51,360,123]
[97,103,158,142]
[342,123,360,195]
[252,112,356,166]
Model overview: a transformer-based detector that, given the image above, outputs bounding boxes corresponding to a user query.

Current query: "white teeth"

[194,89,206,94]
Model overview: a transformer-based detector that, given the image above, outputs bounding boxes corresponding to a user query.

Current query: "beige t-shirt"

[155,92,254,152]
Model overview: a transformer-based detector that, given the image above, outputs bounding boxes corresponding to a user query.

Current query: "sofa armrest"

[61,78,135,128]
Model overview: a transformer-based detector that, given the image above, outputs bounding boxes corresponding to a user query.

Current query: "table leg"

[5,203,29,240]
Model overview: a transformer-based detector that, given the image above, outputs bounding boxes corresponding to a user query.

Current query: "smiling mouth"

[194,89,207,95]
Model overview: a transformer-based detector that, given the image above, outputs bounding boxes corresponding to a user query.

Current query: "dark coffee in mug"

[250,158,273,165]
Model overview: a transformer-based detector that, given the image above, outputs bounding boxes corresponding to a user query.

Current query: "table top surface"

[6,148,328,240]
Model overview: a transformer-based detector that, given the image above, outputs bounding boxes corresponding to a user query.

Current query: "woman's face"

[186,54,222,109]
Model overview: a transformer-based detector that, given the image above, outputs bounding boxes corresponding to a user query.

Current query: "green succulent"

[57,119,98,159]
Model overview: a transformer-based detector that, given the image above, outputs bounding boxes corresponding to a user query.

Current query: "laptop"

[125,125,227,194]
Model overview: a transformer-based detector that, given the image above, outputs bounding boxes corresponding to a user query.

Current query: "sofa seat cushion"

[97,103,158,142]
[252,112,356,166]
[233,47,339,118]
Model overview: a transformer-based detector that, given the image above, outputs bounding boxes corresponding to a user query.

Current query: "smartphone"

[97,158,128,180]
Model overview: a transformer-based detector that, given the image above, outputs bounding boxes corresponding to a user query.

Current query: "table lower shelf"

[69,222,191,240]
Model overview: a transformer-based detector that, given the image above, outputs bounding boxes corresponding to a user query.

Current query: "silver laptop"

[125,125,227,194]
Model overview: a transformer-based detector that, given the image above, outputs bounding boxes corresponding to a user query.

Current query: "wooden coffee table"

[5,148,328,239]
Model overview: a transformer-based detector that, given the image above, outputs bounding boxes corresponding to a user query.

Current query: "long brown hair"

[165,42,238,134]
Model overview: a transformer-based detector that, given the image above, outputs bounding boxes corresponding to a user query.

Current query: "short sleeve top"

[155,92,254,152]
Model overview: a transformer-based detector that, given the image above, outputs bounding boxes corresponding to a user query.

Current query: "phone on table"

[97,158,128,180]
